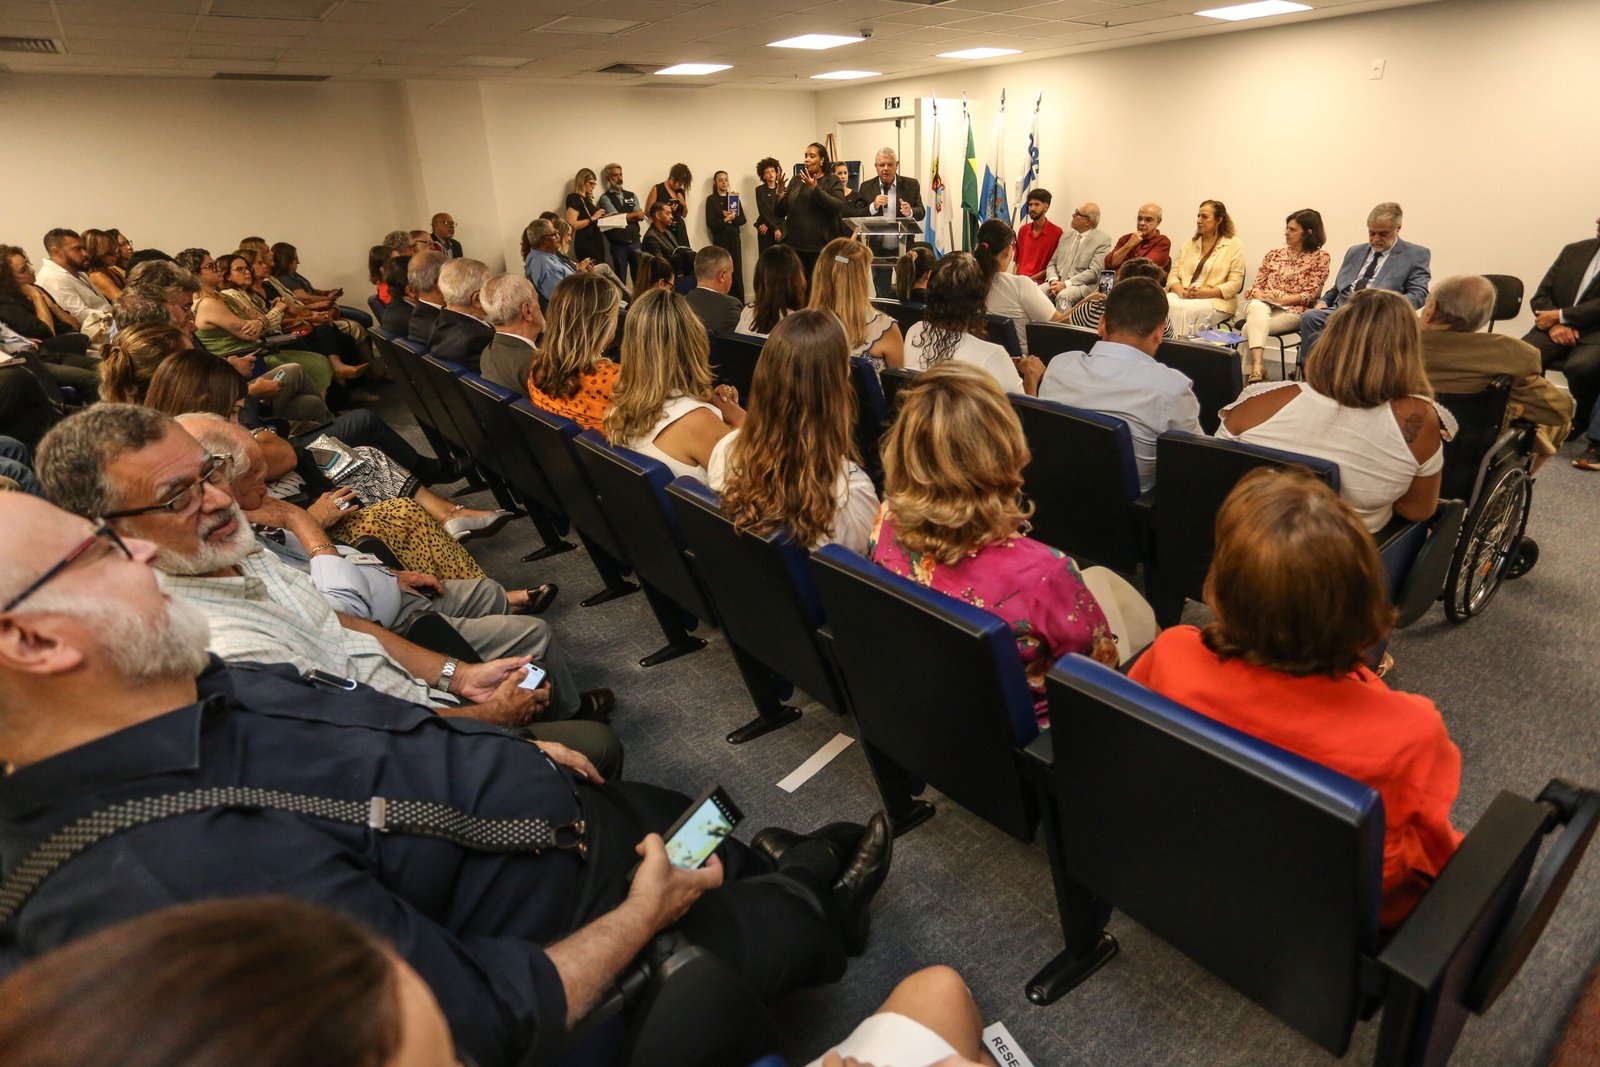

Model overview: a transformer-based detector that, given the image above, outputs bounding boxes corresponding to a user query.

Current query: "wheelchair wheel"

[1444,462,1531,622]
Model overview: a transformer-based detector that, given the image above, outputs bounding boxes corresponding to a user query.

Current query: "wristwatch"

[437,657,458,692]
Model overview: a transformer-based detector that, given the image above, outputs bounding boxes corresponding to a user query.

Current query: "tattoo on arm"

[1401,411,1425,444]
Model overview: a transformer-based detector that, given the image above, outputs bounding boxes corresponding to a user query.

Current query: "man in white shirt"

[1038,278,1202,491]
[34,228,112,342]
[1043,203,1113,312]
[478,273,544,393]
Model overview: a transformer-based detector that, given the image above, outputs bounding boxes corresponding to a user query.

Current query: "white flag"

[927,99,947,254]
[1016,93,1041,225]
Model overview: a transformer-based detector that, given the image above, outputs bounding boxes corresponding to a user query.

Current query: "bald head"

[1137,204,1162,236]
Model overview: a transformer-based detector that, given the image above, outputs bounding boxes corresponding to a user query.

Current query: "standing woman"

[1239,208,1332,383]
[645,163,693,249]
[780,142,848,280]
[565,168,610,268]
[754,156,787,253]
[82,229,127,304]
[705,170,749,302]
[1166,198,1246,337]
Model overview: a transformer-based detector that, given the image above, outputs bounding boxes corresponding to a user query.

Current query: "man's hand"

[535,740,604,783]
[455,662,546,726]
[898,200,913,217]
[757,223,769,235]
[1551,323,1581,346]
[243,494,311,530]
[246,375,282,399]
[226,352,257,377]
[1017,354,1046,394]
[1314,301,1329,310]
[578,258,595,271]
[627,835,722,931]
[773,229,783,242]
[1047,279,1065,296]
[873,193,889,209]
[1535,309,1562,331]
[393,570,443,596]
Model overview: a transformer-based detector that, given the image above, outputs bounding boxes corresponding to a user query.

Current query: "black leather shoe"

[574,688,615,724]
[832,811,892,955]
[751,821,863,868]
[750,827,807,867]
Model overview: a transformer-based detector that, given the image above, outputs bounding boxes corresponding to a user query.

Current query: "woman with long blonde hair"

[527,273,622,433]
[808,237,902,370]
[565,167,609,266]
[710,309,877,552]
[870,362,1118,724]
[604,288,743,479]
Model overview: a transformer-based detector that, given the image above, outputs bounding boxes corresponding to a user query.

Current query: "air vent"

[212,72,331,82]
[597,63,646,75]
[0,36,61,54]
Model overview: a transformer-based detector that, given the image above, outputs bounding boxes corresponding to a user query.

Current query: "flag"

[979,90,1008,225]
[1015,92,1041,225]
[927,99,946,253]
[961,96,980,249]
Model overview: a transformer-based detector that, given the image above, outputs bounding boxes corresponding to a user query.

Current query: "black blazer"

[780,172,848,252]
[406,301,441,345]
[427,309,496,372]
[380,297,414,336]
[440,237,464,259]
[852,175,925,222]
[1530,237,1600,332]
[684,286,742,336]
[755,184,786,241]
[705,193,747,247]
[643,226,693,274]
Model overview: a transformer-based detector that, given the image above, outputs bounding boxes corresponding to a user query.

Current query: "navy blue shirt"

[0,661,585,1067]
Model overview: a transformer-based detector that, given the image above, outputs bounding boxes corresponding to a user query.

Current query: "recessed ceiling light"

[811,70,881,80]
[1195,0,1311,21]
[768,34,863,50]
[654,63,732,75]
[936,47,1022,60]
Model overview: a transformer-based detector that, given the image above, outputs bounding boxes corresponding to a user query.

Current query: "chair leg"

[637,585,707,667]
[518,498,577,563]
[575,536,638,606]
[1028,790,1118,1005]
[862,743,936,837]
[724,646,803,744]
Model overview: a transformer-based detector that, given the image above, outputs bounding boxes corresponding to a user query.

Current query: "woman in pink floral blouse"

[1240,208,1333,383]
[869,362,1120,727]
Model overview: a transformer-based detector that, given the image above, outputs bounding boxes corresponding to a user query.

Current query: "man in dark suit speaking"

[852,147,924,256]
[1523,216,1600,459]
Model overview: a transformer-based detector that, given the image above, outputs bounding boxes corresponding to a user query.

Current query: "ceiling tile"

[322,2,451,25]
[58,23,189,42]
[186,30,308,48]
[208,0,335,18]
[1013,0,1125,17]
[194,15,316,36]
[188,43,283,60]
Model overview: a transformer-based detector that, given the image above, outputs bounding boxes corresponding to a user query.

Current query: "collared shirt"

[1353,244,1394,288]
[1037,339,1203,491]
[1016,218,1063,279]
[33,260,111,329]
[1564,245,1600,324]
[257,531,406,627]
[523,249,574,303]
[0,661,582,1067]
[159,548,437,705]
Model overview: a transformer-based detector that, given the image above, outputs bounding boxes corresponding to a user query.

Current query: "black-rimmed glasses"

[3,523,132,612]
[103,455,231,520]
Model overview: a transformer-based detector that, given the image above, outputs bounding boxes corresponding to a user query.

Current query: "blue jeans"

[0,435,41,496]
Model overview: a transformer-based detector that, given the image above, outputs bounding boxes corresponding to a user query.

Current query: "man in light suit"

[478,273,543,394]
[852,147,924,256]
[1043,202,1113,311]
[1297,202,1430,359]
[1522,216,1600,459]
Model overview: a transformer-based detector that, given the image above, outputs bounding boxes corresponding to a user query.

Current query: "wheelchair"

[1435,375,1539,622]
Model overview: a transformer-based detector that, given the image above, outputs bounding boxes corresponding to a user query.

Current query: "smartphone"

[1098,270,1117,295]
[662,785,742,869]
[272,369,289,381]
[517,664,548,691]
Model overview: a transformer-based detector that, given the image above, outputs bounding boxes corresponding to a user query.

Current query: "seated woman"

[809,238,902,371]
[237,245,370,382]
[526,273,622,434]
[710,309,878,554]
[143,350,506,579]
[1165,199,1246,337]
[632,252,675,303]
[736,244,807,338]
[255,244,376,369]
[0,897,460,1067]
[189,251,336,395]
[894,244,936,304]
[871,362,1118,723]
[1130,466,1462,928]
[369,243,395,305]
[273,241,343,307]
[0,244,94,369]
[1063,256,1170,335]
[904,252,1045,396]
[1216,288,1455,532]
[1240,208,1332,383]
[604,288,744,480]
[81,228,127,304]
[974,218,1068,353]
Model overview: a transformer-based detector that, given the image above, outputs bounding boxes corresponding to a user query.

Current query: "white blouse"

[904,322,1024,394]
[706,429,879,554]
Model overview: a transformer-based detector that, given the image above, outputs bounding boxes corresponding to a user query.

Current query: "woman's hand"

[307,487,360,526]
[798,168,817,188]
[247,375,282,399]
[723,210,737,223]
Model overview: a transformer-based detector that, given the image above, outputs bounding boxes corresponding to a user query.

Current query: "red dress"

[1129,626,1462,928]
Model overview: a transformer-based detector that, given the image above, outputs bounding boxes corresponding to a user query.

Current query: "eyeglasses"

[1071,210,1090,219]
[3,523,132,612]
[103,455,231,520]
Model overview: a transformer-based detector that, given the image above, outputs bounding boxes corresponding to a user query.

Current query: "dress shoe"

[444,509,514,542]
[831,811,892,956]
[415,456,469,486]
[513,583,559,615]
[751,822,864,868]
[574,688,615,724]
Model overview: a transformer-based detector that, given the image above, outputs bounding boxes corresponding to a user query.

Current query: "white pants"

[805,1012,958,1067]
[1166,294,1228,338]
[1241,299,1301,351]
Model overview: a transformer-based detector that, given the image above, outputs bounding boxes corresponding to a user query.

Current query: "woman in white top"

[708,309,878,554]
[809,237,902,371]
[1166,199,1246,338]
[603,288,743,481]
[735,244,807,338]
[973,218,1068,354]
[903,252,1045,396]
[1215,289,1454,532]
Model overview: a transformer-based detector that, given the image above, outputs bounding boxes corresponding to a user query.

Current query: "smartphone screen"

[1098,270,1117,295]
[663,787,741,869]
[517,664,548,691]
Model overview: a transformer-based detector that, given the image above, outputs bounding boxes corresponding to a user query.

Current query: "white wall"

[814,0,1599,335]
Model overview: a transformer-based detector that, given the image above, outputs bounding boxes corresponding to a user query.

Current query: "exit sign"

[884,96,900,109]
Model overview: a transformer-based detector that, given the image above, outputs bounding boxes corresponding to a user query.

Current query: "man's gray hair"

[408,249,447,294]
[36,404,174,518]
[382,230,414,253]
[1428,275,1496,333]
[694,245,732,282]
[1082,202,1102,226]
[1368,201,1404,228]
[174,413,249,477]
[875,147,897,163]
[439,258,490,306]
[480,274,535,327]
[527,218,558,245]
[127,260,199,293]
[602,162,623,182]
[112,287,175,330]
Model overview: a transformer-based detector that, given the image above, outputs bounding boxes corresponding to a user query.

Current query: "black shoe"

[831,811,892,956]
[1507,536,1539,579]
[751,821,863,868]
[416,456,469,485]
[574,688,615,724]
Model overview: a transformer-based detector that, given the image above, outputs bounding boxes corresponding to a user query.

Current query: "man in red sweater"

[1014,189,1063,283]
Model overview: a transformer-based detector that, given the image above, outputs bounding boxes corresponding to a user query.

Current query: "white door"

[836,116,915,181]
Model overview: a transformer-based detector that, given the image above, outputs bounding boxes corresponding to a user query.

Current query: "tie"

[1353,249,1383,291]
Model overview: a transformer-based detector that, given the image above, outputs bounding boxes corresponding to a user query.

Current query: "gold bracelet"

[307,542,339,557]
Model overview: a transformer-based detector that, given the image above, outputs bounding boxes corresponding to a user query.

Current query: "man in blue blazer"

[1297,202,1431,358]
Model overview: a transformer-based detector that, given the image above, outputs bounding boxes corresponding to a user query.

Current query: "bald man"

[1106,203,1171,272]
[431,212,462,258]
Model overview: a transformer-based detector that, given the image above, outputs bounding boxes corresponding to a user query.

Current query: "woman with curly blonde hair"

[808,237,902,370]
[870,362,1118,723]
[709,309,877,552]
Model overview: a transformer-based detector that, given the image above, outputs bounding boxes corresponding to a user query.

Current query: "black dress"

[565,193,607,265]
[755,182,786,254]
[705,193,748,302]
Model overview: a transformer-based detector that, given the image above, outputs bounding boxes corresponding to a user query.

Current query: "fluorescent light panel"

[1195,0,1311,21]
[768,34,862,50]
[937,47,1021,60]
[654,62,732,75]
[811,69,881,80]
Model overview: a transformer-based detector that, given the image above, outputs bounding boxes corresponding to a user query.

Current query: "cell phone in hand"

[516,664,548,691]
[1098,270,1117,295]
[661,785,742,869]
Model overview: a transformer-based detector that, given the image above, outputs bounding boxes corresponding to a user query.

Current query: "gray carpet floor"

[386,383,1600,1067]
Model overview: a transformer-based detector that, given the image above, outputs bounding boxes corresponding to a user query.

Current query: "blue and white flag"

[1016,92,1041,224]
[979,90,1008,224]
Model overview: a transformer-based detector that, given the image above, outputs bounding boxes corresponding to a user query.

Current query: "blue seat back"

[573,432,717,625]
[461,375,563,517]
[1009,395,1143,572]
[849,355,887,488]
[1046,655,1383,1055]
[667,479,847,714]
[810,544,1040,842]
[509,402,625,560]
[709,333,765,411]
[1027,321,1100,364]
[984,314,1023,359]
[420,354,490,459]
[1153,338,1245,434]
[366,294,386,322]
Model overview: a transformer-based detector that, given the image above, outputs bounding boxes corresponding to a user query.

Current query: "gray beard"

[152,503,258,576]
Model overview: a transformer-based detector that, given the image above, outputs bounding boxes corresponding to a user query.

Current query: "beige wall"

[814,0,1598,335]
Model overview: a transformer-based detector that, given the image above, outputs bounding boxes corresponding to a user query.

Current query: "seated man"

[0,489,892,1067]
[427,258,495,371]
[1014,188,1062,283]
[1044,200,1112,310]
[524,218,576,305]
[1036,277,1202,491]
[479,273,543,394]
[432,211,463,258]
[1521,215,1600,456]
[33,228,112,342]
[1298,202,1431,359]
[34,405,601,733]
[405,250,447,345]
[683,246,742,336]
[641,200,694,279]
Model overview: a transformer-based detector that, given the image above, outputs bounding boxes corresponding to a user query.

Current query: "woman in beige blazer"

[1167,199,1245,336]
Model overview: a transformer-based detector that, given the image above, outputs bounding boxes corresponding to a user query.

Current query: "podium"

[844,216,924,262]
